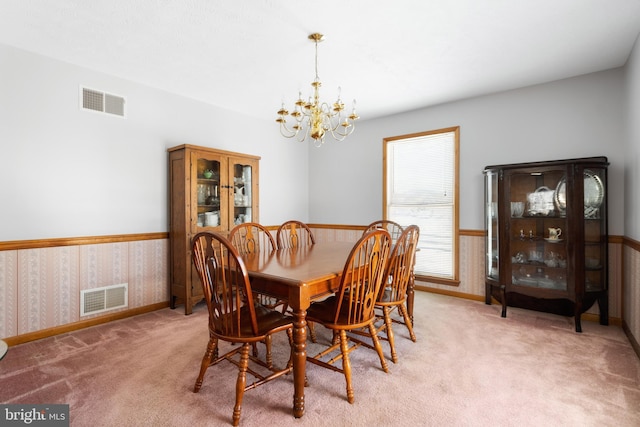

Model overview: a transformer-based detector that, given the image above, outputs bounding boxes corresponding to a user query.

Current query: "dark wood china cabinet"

[484,157,608,332]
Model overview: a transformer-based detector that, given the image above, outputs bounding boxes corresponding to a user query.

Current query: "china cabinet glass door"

[195,154,222,229]
[581,166,607,297]
[507,167,569,295]
[229,157,258,226]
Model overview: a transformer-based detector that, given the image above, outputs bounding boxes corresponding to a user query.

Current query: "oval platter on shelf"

[554,170,604,217]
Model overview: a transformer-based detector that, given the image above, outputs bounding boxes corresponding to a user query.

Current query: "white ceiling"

[1,0,640,122]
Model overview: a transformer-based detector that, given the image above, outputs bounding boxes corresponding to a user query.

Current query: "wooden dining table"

[240,241,355,419]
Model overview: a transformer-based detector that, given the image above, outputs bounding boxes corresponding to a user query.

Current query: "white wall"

[625,33,640,241]
[309,68,626,236]
[623,32,640,344]
[0,44,309,241]
[0,42,630,239]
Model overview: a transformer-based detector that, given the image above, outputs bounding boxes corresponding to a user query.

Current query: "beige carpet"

[1,292,639,426]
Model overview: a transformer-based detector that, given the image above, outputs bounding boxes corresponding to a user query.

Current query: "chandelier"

[276,33,359,146]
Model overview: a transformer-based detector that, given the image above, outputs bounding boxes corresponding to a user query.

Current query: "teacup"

[548,227,562,240]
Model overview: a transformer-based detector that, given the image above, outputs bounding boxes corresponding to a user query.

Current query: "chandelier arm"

[327,124,352,141]
[296,120,311,142]
[278,121,299,138]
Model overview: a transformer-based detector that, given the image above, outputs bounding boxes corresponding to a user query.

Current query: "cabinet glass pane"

[509,169,567,292]
[485,171,499,279]
[196,157,221,228]
[584,167,606,292]
[233,162,253,225]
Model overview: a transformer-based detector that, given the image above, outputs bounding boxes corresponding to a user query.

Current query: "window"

[383,127,459,285]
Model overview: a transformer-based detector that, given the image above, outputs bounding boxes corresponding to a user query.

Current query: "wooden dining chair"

[365,219,417,327]
[229,222,281,310]
[191,231,293,427]
[229,222,285,357]
[229,222,277,255]
[276,220,316,249]
[350,225,420,364]
[364,219,404,244]
[305,229,392,404]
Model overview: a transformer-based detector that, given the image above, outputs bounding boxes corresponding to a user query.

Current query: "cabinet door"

[578,166,607,294]
[227,156,259,227]
[191,151,228,231]
[506,166,569,297]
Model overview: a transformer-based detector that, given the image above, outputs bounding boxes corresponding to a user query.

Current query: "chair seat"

[306,296,336,323]
[214,304,292,341]
[253,304,294,334]
[378,287,406,304]
[306,296,375,330]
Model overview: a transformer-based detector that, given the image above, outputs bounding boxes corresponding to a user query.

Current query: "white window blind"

[385,128,458,280]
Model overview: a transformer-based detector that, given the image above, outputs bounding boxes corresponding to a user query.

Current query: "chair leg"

[339,330,355,404]
[264,334,273,368]
[368,322,389,373]
[232,343,250,427]
[382,307,398,364]
[332,330,340,345]
[308,321,317,343]
[398,303,417,342]
[194,337,217,393]
[286,328,294,369]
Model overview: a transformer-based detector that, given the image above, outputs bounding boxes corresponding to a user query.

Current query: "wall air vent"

[80,86,126,117]
[80,283,128,316]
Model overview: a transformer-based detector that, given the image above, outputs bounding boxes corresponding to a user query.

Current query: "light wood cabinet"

[483,157,608,332]
[168,144,260,314]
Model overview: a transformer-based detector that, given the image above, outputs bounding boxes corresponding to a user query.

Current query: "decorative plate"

[544,238,564,243]
[554,170,604,218]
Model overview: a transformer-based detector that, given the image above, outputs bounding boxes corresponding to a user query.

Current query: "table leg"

[291,309,307,418]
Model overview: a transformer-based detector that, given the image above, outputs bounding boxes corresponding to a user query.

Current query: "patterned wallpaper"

[1,239,168,338]
[625,246,640,344]
[0,230,633,346]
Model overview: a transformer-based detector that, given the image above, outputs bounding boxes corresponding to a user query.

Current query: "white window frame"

[383,127,460,285]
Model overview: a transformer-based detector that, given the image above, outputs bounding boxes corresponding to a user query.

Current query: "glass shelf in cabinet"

[585,282,604,292]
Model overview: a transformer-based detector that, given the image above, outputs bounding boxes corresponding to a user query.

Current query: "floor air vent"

[81,87,126,117]
[80,283,128,316]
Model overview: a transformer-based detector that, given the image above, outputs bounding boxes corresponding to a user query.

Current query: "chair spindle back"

[332,229,392,326]
[192,232,259,338]
[276,220,316,249]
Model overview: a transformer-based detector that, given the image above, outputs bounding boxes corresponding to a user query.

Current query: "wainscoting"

[0,227,633,351]
[624,238,640,355]
[0,234,168,343]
